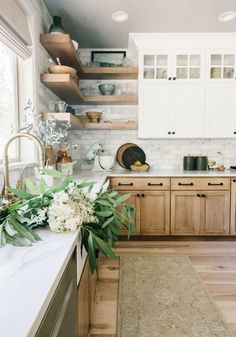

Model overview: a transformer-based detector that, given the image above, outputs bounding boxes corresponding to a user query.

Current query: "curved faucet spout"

[2,133,45,197]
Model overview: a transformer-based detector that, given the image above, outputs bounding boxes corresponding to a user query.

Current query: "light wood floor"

[89,241,236,337]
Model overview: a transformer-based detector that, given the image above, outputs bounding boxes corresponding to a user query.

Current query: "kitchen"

[1,0,236,336]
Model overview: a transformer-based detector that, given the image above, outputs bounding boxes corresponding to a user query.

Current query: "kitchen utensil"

[99,155,115,170]
[86,111,102,123]
[195,156,208,170]
[116,143,137,168]
[183,156,195,170]
[116,143,146,169]
[98,84,116,95]
[48,65,77,76]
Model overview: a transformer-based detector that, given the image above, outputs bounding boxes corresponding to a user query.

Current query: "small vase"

[49,16,65,34]
[45,145,55,165]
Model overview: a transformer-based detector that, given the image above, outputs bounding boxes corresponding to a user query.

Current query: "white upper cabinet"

[137,34,236,138]
[139,50,205,138]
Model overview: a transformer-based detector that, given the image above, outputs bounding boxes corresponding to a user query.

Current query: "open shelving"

[40,34,138,80]
[41,112,138,130]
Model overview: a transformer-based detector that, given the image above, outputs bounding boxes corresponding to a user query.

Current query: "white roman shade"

[0,0,32,59]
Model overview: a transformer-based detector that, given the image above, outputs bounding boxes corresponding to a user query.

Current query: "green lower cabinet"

[35,249,77,337]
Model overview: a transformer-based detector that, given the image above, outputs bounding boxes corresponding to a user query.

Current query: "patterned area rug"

[117,256,234,337]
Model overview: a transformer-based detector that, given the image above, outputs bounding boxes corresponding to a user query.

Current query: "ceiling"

[43,0,236,48]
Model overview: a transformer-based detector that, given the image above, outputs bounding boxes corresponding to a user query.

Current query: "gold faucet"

[2,133,45,198]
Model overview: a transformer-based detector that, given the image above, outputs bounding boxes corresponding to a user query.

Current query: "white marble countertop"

[1,167,236,337]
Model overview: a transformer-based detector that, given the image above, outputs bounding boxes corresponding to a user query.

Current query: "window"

[0,40,19,161]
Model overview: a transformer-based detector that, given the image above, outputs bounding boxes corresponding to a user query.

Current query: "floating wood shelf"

[40,34,138,80]
[41,112,138,130]
[41,74,138,105]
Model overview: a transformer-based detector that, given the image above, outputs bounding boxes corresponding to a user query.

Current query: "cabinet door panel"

[139,83,172,138]
[140,191,170,235]
[77,259,90,337]
[205,84,236,137]
[173,84,205,138]
[171,191,200,235]
[230,179,236,235]
[200,191,230,235]
[118,191,140,235]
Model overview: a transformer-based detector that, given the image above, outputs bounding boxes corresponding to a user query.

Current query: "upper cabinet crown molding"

[129,32,236,50]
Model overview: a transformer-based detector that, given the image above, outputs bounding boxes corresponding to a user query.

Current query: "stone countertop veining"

[1,167,236,337]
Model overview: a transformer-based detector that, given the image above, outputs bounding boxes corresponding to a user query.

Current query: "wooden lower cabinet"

[77,258,90,337]
[171,191,200,235]
[118,189,170,235]
[171,190,230,235]
[200,191,230,235]
[140,191,170,235]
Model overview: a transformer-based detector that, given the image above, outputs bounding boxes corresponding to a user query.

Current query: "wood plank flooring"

[89,241,236,337]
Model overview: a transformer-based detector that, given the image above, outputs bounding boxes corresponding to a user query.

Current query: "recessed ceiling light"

[218,11,236,22]
[112,11,128,22]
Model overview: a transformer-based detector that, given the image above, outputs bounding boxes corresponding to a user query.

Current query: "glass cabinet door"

[175,54,201,80]
[142,54,168,80]
[209,53,235,79]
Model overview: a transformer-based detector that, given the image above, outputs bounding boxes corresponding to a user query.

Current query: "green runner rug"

[117,256,234,337]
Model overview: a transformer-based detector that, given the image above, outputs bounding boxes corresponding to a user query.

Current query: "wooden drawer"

[110,177,170,190]
[171,177,230,190]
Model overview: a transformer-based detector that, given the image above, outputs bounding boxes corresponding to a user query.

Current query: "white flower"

[47,187,98,233]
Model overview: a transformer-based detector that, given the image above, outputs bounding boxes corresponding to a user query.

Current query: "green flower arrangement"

[0,170,135,272]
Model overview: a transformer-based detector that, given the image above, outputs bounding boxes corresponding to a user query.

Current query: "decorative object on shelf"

[98,83,116,95]
[0,169,135,272]
[86,111,102,123]
[57,100,68,112]
[72,40,79,50]
[48,65,77,76]
[92,51,126,67]
[130,162,150,172]
[49,16,65,34]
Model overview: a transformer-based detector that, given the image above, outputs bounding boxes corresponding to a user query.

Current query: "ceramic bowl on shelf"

[98,84,116,95]
[48,65,77,76]
[86,111,102,123]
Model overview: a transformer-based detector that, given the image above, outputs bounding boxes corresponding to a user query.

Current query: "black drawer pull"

[208,182,223,186]
[201,193,206,197]
[197,193,201,197]
[148,182,163,186]
[118,182,133,186]
[233,179,236,182]
[137,193,140,197]
[141,193,145,198]
[178,182,194,186]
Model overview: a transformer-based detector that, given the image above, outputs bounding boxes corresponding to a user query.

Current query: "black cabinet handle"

[173,77,176,80]
[197,193,201,197]
[141,193,145,198]
[208,182,223,186]
[172,131,175,135]
[148,182,163,186]
[137,193,140,197]
[168,77,172,80]
[233,179,236,182]
[168,131,171,135]
[118,182,133,186]
[201,193,206,197]
[234,132,236,135]
[178,182,194,186]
